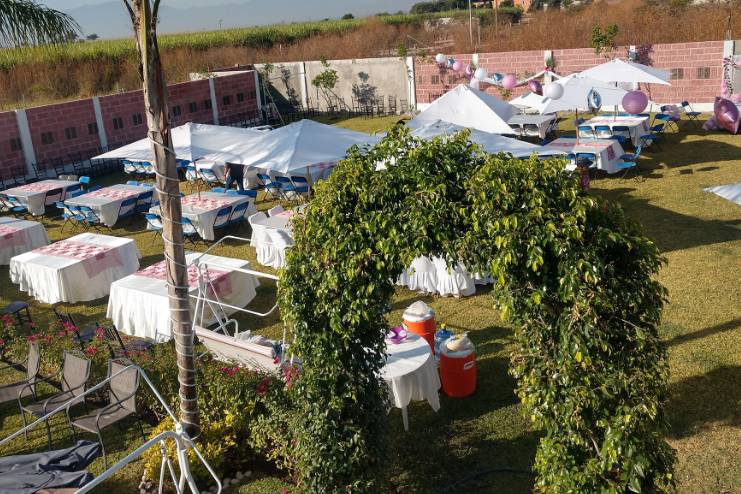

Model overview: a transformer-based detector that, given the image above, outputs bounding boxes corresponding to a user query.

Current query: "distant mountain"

[64,1,420,40]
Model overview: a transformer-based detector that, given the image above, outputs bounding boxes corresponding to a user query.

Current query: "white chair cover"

[397,256,438,294]
[267,205,284,217]
[431,257,475,297]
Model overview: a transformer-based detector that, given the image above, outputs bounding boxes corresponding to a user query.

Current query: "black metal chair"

[19,350,91,449]
[2,301,33,332]
[67,359,145,468]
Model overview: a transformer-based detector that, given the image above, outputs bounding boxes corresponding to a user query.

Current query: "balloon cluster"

[434,52,564,101]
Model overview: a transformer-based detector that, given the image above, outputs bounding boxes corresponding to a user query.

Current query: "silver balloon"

[543,82,564,100]
[435,53,446,64]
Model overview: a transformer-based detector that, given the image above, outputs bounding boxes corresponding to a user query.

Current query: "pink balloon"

[452,61,463,73]
[464,64,474,78]
[731,93,741,104]
[527,80,542,95]
[622,90,649,115]
[714,96,740,134]
[502,74,517,90]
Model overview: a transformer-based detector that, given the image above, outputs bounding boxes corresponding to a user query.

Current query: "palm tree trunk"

[125,0,199,437]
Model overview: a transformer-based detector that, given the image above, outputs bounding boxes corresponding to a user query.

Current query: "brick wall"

[0,111,25,177]
[26,99,100,169]
[1,71,258,178]
[414,40,726,109]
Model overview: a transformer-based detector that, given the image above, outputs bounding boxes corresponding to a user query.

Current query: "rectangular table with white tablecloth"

[507,113,558,139]
[0,217,49,265]
[9,233,140,304]
[543,137,625,174]
[1,179,81,215]
[107,253,260,342]
[249,211,296,269]
[65,184,151,227]
[149,191,254,241]
[583,115,651,147]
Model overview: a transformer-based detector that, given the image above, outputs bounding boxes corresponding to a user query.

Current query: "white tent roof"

[704,183,741,206]
[509,74,627,114]
[93,122,264,163]
[409,120,564,158]
[409,84,517,134]
[579,59,671,85]
[230,119,381,174]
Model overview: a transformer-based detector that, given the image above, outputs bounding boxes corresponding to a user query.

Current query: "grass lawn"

[1,115,739,493]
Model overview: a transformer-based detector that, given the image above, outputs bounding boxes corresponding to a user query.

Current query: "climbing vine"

[279,127,675,492]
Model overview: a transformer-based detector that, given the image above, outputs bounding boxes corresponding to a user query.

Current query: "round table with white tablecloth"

[0,217,49,265]
[382,332,441,431]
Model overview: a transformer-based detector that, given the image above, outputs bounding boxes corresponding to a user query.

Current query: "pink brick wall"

[0,111,26,177]
[415,40,725,107]
[26,99,99,168]
[1,71,258,178]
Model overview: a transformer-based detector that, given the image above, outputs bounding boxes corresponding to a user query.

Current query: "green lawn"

[1,115,739,493]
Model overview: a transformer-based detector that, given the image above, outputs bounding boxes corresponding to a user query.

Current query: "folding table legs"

[402,406,409,432]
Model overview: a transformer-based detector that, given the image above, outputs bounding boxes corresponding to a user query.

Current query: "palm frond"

[0,0,80,47]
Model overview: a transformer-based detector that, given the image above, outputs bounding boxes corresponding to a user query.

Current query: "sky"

[42,0,421,39]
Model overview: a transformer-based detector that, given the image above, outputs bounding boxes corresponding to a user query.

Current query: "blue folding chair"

[610,125,632,146]
[616,146,643,179]
[143,212,163,245]
[122,160,137,175]
[199,168,220,185]
[593,125,612,139]
[126,180,139,186]
[56,202,75,232]
[78,176,91,188]
[211,206,232,240]
[655,107,680,131]
[577,126,596,139]
[680,100,701,126]
[211,187,226,193]
[576,152,598,178]
[6,195,28,216]
[115,197,138,225]
[639,124,664,150]
[135,190,154,213]
[77,205,102,230]
[289,176,311,197]
[67,189,87,198]
[257,173,282,199]
[181,217,200,244]
[227,201,251,228]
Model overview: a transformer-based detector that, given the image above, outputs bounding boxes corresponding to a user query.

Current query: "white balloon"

[474,67,488,81]
[435,53,446,64]
[543,82,564,100]
[469,78,481,90]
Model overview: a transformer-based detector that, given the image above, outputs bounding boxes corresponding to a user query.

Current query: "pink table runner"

[274,211,296,219]
[181,196,231,211]
[85,188,141,200]
[15,182,62,192]
[35,240,123,278]
[136,261,232,298]
[587,117,646,125]
[0,225,27,248]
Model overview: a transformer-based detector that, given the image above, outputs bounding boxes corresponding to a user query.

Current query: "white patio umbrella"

[93,122,264,163]
[704,183,741,206]
[579,58,671,86]
[408,120,564,158]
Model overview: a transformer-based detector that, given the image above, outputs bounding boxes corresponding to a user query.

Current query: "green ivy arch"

[279,128,676,493]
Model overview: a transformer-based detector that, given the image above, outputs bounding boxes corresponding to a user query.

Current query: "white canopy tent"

[408,84,518,134]
[704,183,741,206]
[93,122,264,164]
[509,74,628,114]
[408,120,564,158]
[578,59,671,86]
[229,119,381,177]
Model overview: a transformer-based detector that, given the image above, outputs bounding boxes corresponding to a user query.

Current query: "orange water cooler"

[439,339,477,398]
[402,302,436,350]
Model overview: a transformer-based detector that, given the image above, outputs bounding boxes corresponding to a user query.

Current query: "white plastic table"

[149,191,254,241]
[382,332,441,431]
[9,232,140,304]
[543,137,625,174]
[107,253,260,342]
[0,217,49,265]
[1,179,80,215]
[583,115,651,147]
[66,184,148,227]
[507,114,558,139]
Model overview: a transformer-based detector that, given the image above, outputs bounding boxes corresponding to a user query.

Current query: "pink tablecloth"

[15,182,62,192]
[85,188,141,200]
[0,225,27,248]
[181,196,231,211]
[274,211,296,219]
[136,260,232,298]
[35,240,123,278]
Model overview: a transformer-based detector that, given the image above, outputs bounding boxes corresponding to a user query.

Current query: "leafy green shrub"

[280,127,674,492]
